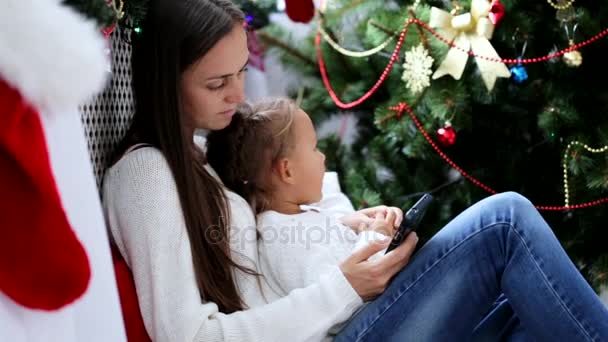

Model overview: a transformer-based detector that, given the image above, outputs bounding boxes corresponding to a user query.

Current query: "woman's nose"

[225,79,245,104]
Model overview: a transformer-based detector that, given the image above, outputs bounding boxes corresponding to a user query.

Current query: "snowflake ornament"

[401,44,434,94]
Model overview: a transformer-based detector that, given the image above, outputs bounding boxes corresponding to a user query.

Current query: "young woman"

[102,0,608,341]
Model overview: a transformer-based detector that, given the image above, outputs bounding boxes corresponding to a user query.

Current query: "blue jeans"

[334,192,608,341]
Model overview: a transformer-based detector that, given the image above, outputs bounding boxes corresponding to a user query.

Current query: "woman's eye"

[237,67,249,78]
[207,82,225,91]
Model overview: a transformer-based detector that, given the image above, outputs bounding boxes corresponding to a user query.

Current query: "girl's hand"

[367,210,397,236]
[339,211,374,233]
[339,232,419,301]
[340,206,403,233]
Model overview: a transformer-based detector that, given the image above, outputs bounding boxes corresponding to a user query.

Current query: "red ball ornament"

[102,0,117,37]
[285,0,315,23]
[436,122,457,147]
[101,22,116,38]
[489,0,505,25]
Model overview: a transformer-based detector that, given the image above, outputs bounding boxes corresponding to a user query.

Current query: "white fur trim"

[0,0,109,113]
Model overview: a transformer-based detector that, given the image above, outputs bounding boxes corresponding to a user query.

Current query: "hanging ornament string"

[316,19,411,109]
[563,141,608,207]
[547,0,575,10]
[316,17,608,109]
[388,103,608,210]
[318,24,396,58]
[317,0,422,58]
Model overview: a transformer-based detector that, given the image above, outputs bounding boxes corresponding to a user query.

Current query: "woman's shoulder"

[106,145,170,179]
[103,145,181,197]
[102,146,186,264]
[102,146,178,215]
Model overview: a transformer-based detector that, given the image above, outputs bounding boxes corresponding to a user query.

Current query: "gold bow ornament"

[430,0,511,91]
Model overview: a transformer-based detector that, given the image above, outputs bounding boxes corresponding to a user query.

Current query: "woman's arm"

[103,148,363,342]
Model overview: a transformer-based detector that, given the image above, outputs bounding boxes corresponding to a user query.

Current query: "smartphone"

[385,193,433,254]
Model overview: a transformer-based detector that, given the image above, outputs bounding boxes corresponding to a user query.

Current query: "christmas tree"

[261,0,608,290]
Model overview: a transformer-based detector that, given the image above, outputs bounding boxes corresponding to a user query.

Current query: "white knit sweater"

[253,209,387,336]
[102,145,364,342]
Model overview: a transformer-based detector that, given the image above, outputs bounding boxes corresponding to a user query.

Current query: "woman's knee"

[492,192,533,209]
[479,192,538,226]
[487,191,534,213]
[485,192,551,235]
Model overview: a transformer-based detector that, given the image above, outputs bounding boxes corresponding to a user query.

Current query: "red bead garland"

[316,16,608,210]
[316,18,608,109]
[389,103,608,211]
[315,24,411,109]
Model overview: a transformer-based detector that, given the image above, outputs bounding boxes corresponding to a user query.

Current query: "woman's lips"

[219,108,236,117]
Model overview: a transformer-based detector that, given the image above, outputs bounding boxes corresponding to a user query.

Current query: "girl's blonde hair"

[207,97,298,214]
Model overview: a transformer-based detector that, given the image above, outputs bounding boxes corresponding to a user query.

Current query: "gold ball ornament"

[563,49,582,67]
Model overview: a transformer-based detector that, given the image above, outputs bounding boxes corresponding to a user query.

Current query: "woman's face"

[180,24,249,131]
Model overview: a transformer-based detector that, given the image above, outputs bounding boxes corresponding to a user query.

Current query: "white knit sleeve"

[258,213,387,293]
[102,148,362,342]
[257,214,348,294]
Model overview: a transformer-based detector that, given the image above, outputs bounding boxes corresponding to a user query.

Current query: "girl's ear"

[274,157,296,185]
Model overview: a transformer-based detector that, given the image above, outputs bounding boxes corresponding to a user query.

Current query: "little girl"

[206,97,409,331]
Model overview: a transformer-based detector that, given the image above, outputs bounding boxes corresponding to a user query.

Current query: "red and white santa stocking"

[0,78,91,311]
[0,0,109,311]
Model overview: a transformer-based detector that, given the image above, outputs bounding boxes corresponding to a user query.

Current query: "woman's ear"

[274,158,296,185]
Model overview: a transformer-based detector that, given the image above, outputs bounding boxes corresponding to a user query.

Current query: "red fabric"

[0,79,91,310]
[112,247,151,342]
[285,0,315,23]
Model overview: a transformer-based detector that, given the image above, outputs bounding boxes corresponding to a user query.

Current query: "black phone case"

[385,193,433,254]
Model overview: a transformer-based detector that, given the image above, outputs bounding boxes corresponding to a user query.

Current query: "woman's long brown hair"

[111,0,255,313]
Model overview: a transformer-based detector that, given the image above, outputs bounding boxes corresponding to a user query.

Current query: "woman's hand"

[340,206,403,233]
[339,232,418,301]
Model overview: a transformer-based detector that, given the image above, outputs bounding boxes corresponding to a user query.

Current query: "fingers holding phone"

[386,206,403,228]
[385,193,433,254]
[381,232,419,276]
[341,232,419,300]
[368,210,395,236]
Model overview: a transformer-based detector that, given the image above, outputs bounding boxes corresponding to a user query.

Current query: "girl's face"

[287,109,327,204]
[180,24,249,131]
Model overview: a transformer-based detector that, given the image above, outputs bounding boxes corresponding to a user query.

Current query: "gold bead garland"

[318,25,396,58]
[563,141,608,207]
[317,0,421,58]
[547,0,575,10]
